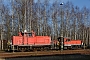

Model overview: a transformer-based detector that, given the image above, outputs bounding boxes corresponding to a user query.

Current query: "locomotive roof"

[21,32,32,34]
[57,37,71,39]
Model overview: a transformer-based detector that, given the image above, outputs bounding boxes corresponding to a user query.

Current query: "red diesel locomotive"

[10,30,51,51]
[57,37,84,49]
[9,31,51,51]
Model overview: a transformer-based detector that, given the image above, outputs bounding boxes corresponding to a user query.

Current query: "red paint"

[12,31,51,46]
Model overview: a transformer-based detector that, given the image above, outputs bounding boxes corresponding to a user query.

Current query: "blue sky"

[34,0,90,9]
[3,0,90,9]
[63,0,90,9]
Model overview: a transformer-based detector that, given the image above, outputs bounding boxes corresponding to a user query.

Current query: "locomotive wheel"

[33,48,37,51]
[19,47,26,52]
[41,47,44,51]
[44,47,49,51]
[64,47,68,50]
[21,48,26,52]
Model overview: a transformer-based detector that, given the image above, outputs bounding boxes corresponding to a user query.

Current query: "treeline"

[0,0,90,46]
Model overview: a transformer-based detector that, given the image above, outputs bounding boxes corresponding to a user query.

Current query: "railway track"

[0,49,90,58]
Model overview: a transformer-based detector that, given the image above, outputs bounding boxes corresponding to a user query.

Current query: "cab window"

[66,39,70,42]
[28,33,32,36]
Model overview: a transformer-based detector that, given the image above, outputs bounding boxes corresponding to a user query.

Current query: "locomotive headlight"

[57,41,59,45]
[24,30,27,32]
[10,42,12,45]
[82,42,83,45]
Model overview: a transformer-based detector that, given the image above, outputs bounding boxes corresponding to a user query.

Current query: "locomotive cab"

[19,32,32,37]
[18,30,35,37]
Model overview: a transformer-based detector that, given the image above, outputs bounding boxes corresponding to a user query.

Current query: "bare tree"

[0,0,90,45]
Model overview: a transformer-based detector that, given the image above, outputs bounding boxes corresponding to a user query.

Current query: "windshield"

[21,33,32,37]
